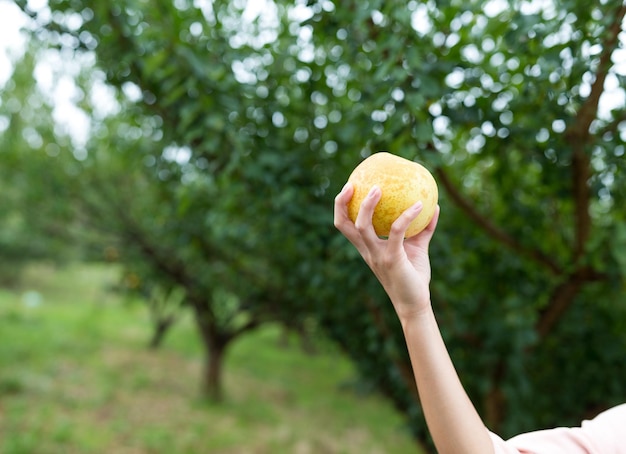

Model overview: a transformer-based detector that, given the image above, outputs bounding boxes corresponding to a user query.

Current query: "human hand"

[334,182,440,322]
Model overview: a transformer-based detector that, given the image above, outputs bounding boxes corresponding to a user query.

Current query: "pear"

[347,152,438,238]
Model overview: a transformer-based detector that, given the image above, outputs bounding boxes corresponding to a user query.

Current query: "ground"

[0,263,420,454]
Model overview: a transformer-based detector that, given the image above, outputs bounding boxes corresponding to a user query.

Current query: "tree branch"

[534,5,626,337]
[565,3,625,260]
[565,3,626,145]
[435,168,562,275]
[535,267,606,338]
[570,148,591,260]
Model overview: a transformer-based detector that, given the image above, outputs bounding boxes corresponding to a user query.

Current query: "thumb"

[406,205,440,249]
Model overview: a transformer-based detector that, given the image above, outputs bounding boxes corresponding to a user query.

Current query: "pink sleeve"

[489,404,626,454]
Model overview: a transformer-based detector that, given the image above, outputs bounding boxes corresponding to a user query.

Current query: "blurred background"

[1,0,626,452]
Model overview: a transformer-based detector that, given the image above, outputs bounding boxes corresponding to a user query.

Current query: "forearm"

[401,307,494,454]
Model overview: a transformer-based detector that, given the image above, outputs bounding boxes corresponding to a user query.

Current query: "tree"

[300,0,626,442]
[0,42,80,286]
[70,109,277,401]
[15,0,626,450]
[13,0,326,401]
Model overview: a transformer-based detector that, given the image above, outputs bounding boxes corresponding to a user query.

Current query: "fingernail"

[368,185,380,197]
[412,201,423,211]
[341,182,351,193]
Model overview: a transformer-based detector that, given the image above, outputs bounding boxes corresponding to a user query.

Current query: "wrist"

[397,303,435,331]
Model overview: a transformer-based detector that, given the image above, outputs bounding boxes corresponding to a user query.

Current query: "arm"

[334,183,494,454]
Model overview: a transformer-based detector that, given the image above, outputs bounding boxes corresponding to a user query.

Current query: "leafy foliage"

[8,0,626,450]
[0,43,80,285]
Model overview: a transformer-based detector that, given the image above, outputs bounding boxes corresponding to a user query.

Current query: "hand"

[333,182,440,322]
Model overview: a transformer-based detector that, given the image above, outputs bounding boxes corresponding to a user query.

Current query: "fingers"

[333,182,354,233]
[424,205,440,235]
[354,185,383,247]
[334,182,364,244]
[334,182,383,252]
[335,183,440,254]
[405,204,440,249]
[387,201,424,250]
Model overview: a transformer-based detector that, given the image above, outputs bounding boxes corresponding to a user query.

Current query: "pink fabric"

[490,404,626,454]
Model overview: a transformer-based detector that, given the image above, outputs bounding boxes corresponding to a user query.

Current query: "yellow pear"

[347,152,438,238]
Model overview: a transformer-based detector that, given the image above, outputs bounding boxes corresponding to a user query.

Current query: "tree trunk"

[203,337,226,402]
[148,317,175,349]
[478,354,509,434]
[190,299,228,402]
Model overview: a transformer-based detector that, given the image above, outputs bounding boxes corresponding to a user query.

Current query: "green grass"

[0,263,419,454]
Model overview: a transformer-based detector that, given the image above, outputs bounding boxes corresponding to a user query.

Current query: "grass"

[0,263,419,454]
